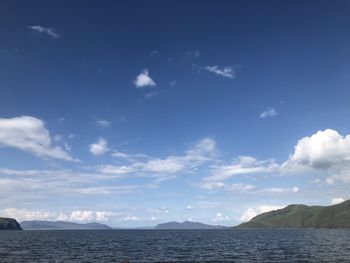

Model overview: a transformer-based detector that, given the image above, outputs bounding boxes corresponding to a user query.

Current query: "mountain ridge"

[20,220,112,230]
[237,199,350,228]
[155,221,228,229]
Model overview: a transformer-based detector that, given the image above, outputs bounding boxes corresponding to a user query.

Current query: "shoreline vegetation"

[1,200,350,231]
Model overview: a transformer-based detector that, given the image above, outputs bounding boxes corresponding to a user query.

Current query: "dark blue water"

[0,229,349,262]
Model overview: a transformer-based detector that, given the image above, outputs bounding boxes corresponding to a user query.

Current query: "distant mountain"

[0,217,22,230]
[20,220,112,230]
[155,221,227,229]
[237,199,350,228]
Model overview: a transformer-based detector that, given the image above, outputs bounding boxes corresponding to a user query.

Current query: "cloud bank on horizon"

[1,0,350,226]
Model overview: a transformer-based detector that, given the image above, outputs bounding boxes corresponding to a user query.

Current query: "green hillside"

[237,200,350,228]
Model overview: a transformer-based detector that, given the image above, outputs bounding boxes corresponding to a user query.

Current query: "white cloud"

[123,215,141,221]
[70,211,111,222]
[240,205,285,222]
[0,208,110,222]
[260,107,278,118]
[282,129,350,175]
[229,183,256,191]
[211,212,230,222]
[89,137,109,156]
[99,165,135,175]
[200,182,226,190]
[75,185,139,195]
[186,205,195,210]
[28,25,60,39]
[0,116,74,161]
[156,207,169,214]
[204,156,278,182]
[96,119,111,128]
[331,197,345,205]
[263,186,299,193]
[134,69,156,88]
[100,138,216,177]
[1,208,54,222]
[143,158,185,174]
[205,65,235,78]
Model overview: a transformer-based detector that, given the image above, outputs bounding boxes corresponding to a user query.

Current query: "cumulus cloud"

[0,208,110,222]
[205,66,235,78]
[282,129,350,182]
[0,116,74,161]
[89,137,109,156]
[240,205,285,222]
[331,197,345,205]
[211,212,230,222]
[70,211,111,222]
[260,107,278,118]
[28,25,60,39]
[134,69,156,88]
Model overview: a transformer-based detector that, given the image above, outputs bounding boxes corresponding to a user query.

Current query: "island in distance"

[0,217,22,230]
[3,199,350,230]
[155,221,228,229]
[237,199,350,228]
[20,220,112,230]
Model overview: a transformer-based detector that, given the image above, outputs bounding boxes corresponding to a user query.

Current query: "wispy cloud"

[186,50,200,57]
[205,65,236,78]
[262,186,299,193]
[0,116,74,161]
[28,25,60,39]
[134,69,156,88]
[204,156,278,182]
[144,91,158,100]
[96,119,111,128]
[99,138,217,179]
[260,107,278,118]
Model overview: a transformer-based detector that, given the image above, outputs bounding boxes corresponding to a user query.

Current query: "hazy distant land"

[20,220,112,230]
[2,200,350,230]
[155,221,228,229]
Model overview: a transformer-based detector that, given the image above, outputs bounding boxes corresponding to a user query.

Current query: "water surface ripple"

[0,229,349,262]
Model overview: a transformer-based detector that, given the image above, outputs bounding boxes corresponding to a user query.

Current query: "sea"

[0,229,349,262]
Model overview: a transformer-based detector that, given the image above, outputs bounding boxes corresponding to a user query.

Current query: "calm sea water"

[0,229,349,262]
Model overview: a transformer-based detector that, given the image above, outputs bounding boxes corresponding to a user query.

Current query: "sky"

[1,0,350,227]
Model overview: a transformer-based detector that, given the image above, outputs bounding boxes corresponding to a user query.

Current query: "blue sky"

[1,0,350,226]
